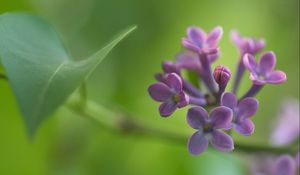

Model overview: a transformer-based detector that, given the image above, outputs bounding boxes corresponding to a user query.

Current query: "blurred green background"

[0,0,298,174]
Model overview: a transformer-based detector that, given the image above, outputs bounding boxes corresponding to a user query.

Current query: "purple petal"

[243,53,258,74]
[206,26,223,47]
[187,107,209,129]
[154,73,166,83]
[272,155,296,175]
[188,131,209,155]
[177,91,189,108]
[166,73,182,92]
[208,52,219,63]
[159,102,177,117]
[210,130,234,152]
[210,106,233,129]
[230,30,243,49]
[270,99,299,146]
[182,38,200,52]
[237,97,259,118]
[265,70,287,84]
[235,118,255,136]
[221,92,237,110]
[187,26,206,46]
[176,52,201,71]
[162,61,180,75]
[148,83,173,102]
[253,39,266,54]
[258,51,276,75]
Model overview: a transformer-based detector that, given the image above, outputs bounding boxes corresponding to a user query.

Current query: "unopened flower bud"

[213,65,231,86]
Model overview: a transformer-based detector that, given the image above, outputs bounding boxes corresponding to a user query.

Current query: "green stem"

[65,95,298,155]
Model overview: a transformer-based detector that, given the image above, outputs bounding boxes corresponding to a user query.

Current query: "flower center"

[258,75,265,81]
[173,94,180,103]
[203,123,213,133]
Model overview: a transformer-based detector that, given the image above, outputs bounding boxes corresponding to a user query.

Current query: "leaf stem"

[65,95,298,155]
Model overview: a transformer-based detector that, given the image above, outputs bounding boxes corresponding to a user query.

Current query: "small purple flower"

[231,30,265,55]
[270,99,299,146]
[187,106,234,155]
[182,26,222,61]
[243,52,287,85]
[148,73,189,117]
[272,155,297,175]
[221,92,258,136]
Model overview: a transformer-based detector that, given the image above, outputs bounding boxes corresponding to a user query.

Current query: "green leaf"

[0,12,136,136]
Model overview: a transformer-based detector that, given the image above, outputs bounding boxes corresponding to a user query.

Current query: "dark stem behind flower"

[232,56,245,94]
[241,84,264,99]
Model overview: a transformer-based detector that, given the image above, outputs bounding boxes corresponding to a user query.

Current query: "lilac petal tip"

[210,130,234,152]
[187,107,209,129]
[210,106,233,129]
[188,131,209,155]
[266,71,287,84]
[166,73,182,92]
[159,102,177,117]
[259,51,276,75]
[243,53,257,73]
[187,26,206,45]
[235,118,255,136]
[148,83,173,102]
[237,97,259,118]
[221,92,237,110]
[206,26,223,47]
[182,38,199,52]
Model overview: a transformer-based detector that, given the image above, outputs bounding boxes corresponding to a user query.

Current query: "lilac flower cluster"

[250,154,300,175]
[249,99,299,175]
[148,26,287,155]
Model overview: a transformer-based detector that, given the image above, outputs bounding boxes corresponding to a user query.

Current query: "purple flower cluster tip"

[244,52,287,85]
[148,25,287,156]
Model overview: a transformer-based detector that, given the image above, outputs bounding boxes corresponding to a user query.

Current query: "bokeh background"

[0,0,299,174]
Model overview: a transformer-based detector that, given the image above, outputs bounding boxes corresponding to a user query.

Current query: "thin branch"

[65,95,298,155]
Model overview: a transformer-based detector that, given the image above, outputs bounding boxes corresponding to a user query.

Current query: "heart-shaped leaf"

[0,12,136,136]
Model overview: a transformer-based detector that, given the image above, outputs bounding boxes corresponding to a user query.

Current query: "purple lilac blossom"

[221,92,258,135]
[243,52,286,85]
[182,26,222,56]
[248,155,299,175]
[272,155,297,175]
[148,73,189,117]
[242,52,287,98]
[187,106,234,155]
[158,61,204,98]
[231,30,265,55]
[231,30,266,94]
[270,99,299,146]
[180,26,223,94]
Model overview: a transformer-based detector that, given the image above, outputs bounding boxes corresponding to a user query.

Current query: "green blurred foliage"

[0,0,298,174]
